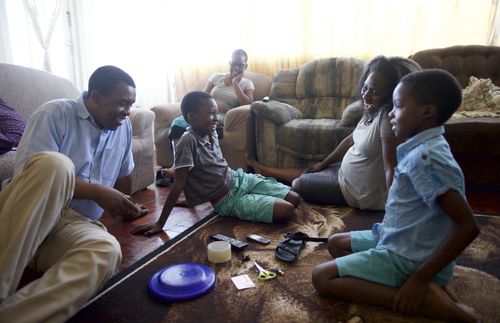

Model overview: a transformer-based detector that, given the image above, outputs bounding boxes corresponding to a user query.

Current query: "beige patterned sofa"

[0,63,155,193]
[251,57,366,168]
[151,72,272,171]
[410,45,500,191]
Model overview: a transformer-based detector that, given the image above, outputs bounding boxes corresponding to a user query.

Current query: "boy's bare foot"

[245,153,263,174]
[443,284,458,302]
[427,283,481,323]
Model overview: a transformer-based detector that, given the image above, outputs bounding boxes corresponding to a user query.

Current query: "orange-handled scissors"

[254,261,276,281]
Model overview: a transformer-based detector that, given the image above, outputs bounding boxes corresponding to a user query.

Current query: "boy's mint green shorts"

[336,230,455,287]
[213,168,291,223]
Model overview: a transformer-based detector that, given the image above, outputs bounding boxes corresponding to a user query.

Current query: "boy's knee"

[285,190,300,207]
[273,201,296,223]
[312,264,332,295]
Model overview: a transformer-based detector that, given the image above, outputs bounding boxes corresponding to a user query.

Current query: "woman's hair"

[181,91,214,123]
[357,56,422,107]
[88,65,135,96]
[232,49,248,62]
[400,69,462,125]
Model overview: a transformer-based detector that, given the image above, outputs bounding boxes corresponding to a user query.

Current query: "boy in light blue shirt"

[312,69,480,322]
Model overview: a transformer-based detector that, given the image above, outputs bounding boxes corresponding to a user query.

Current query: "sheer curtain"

[2,0,498,107]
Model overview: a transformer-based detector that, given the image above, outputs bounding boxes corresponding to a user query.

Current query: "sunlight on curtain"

[3,0,71,77]
[171,0,497,99]
[3,0,497,108]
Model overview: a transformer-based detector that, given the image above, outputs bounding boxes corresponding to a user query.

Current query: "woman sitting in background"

[247,56,422,210]
[156,49,255,185]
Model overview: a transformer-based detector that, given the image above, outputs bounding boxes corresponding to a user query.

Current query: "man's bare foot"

[161,167,175,179]
[245,153,263,174]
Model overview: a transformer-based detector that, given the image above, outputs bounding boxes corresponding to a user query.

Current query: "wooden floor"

[102,184,214,271]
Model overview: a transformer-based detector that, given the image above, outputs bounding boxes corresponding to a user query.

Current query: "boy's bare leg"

[312,261,480,322]
[161,167,175,179]
[272,199,297,223]
[245,153,303,185]
[327,233,352,258]
[284,190,300,207]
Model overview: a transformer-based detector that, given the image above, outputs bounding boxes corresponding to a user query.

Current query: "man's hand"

[231,72,243,85]
[392,276,430,315]
[96,186,147,220]
[131,221,163,236]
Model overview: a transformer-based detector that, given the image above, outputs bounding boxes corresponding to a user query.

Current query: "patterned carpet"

[69,204,500,323]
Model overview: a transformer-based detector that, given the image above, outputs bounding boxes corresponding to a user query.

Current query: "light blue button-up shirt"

[15,92,134,220]
[373,126,465,262]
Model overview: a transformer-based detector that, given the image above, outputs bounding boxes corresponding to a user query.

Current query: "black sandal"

[275,232,328,262]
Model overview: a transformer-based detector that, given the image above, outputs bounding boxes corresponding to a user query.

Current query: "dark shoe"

[155,170,172,187]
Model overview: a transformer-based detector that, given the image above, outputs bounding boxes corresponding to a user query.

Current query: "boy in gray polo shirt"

[132,91,300,236]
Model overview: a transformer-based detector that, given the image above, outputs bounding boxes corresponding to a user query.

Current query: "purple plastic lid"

[148,263,216,302]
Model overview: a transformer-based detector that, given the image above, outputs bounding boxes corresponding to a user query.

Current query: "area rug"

[69,204,500,323]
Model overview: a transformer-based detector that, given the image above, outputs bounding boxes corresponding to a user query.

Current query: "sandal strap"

[285,232,328,243]
[276,243,298,257]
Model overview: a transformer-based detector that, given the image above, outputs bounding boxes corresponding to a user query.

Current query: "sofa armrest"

[130,108,155,137]
[151,103,182,167]
[129,108,155,193]
[251,100,303,126]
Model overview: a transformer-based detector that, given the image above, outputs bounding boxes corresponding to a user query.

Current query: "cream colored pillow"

[459,77,498,112]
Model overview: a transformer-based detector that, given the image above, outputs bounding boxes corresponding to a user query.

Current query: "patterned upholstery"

[252,57,366,168]
[0,63,155,193]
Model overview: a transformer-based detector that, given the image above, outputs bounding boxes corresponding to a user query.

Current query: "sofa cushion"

[277,119,354,161]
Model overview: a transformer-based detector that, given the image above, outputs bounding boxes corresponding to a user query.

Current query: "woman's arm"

[309,134,354,172]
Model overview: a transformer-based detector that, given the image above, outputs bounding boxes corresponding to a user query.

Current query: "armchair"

[151,72,272,170]
[0,63,155,194]
[251,57,366,168]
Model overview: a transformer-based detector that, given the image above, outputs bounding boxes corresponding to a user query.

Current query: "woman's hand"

[304,162,325,174]
[130,221,164,236]
[392,276,430,315]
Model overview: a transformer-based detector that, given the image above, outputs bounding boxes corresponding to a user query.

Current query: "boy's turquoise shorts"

[213,168,291,223]
[336,230,455,287]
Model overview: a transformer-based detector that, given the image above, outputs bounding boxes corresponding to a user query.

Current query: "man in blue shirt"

[312,70,480,322]
[0,66,146,322]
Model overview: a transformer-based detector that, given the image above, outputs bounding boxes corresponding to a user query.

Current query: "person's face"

[361,71,391,114]
[229,54,247,77]
[188,98,219,137]
[389,83,426,139]
[90,82,136,130]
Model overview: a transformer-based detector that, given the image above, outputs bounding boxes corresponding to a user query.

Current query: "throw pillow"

[459,77,497,112]
[341,100,363,127]
[0,98,26,154]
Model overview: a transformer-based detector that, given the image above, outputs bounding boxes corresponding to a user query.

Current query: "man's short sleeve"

[173,134,195,170]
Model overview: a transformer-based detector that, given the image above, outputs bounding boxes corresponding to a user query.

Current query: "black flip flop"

[275,238,306,262]
[275,232,328,263]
